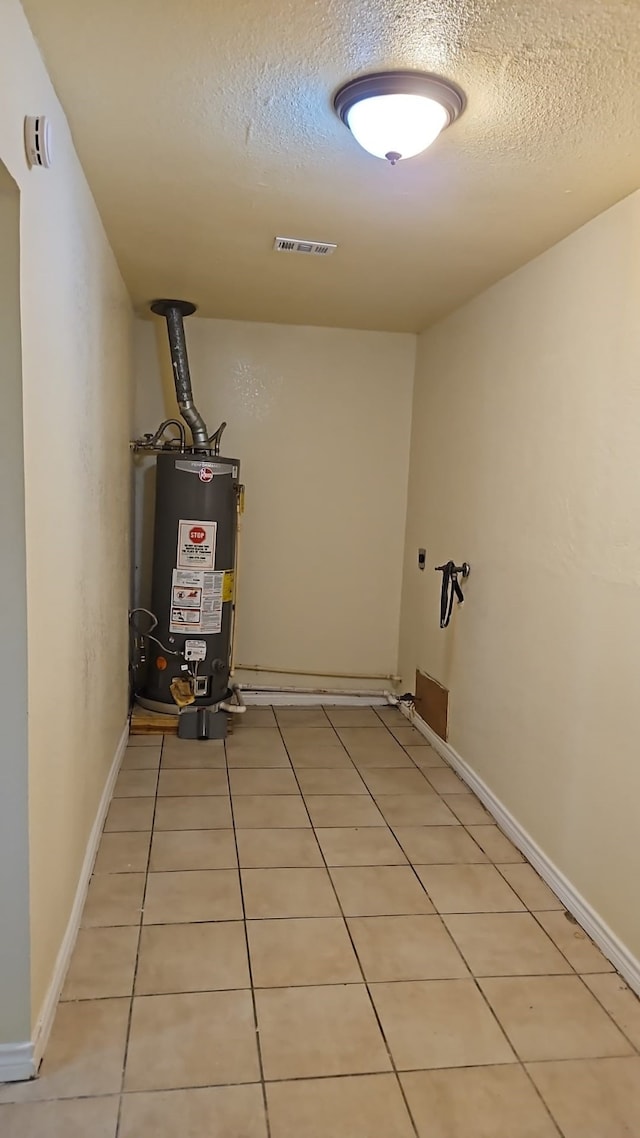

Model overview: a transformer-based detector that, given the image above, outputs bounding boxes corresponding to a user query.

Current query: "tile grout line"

[349,712,566,1135]
[273,709,423,1138]
[114,733,163,1138]
[225,730,273,1138]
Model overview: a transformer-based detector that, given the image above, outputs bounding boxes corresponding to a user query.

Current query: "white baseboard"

[0,1043,35,1084]
[402,705,640,998]
[17,721,129,1080]
[243,691,389,707]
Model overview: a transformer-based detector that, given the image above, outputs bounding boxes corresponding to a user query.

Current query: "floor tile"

[0,999,129,1103]
[232,795,310,828]
[295,768,367,795]
[94,830,150,873]
[236,828,323,868]
[226,746,292,768]
[360,768,433,796]
[387,724,429,746]
[124,990,260,1090]
[226,731,290,766]
[81,872,145,927]
[153,795,232,830]
[114,769,158,797]
[276,708,331,727]
[401,1065,559,1138]
[535,910,614,972]
[121,745,162,770]
[266,1073,415,1138]
[241,868,340,918]
[248,917,361,986]
[161,738,226,767]
[136,921,250,994]
[157,768,228,796]
[143,869,243,923]
[443,913,572,976]
[104,796,155,831]
[416,864,526,913]
[227,726,284,746]
[337,728,407,761]
[370,979,515,1069]
[527,1056,640,1137]
[479,975,634,1060]
[377,796,459,827]
[278,727,339,747]
[288,741,354,768]
[231,706,277,728]
[406,745,446,768]
[229,767,299,795]
[128,733,165,746]
[442,794,493,824]
[325,706,386,727]
[316,827,407,866]
[394,826,487,864]
[256,984,391,1079]
[348,915,468,981]
[149,828,237,871]
[330,866,433,915]
[305,794,385,827]
[61,926,138,999]
[119,1084,267,1138]
[583,973,640,1048]
[373,706,406,724]
[466,825,525,862]
[352,749,413,768]
[497,864,563,910]
[0,1097,120,1138]
[423,768,469,795]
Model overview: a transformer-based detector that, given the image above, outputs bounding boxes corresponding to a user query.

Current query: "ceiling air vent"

[273,236,337,256]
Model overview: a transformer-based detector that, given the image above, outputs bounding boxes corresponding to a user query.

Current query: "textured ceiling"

[23,0,640,331]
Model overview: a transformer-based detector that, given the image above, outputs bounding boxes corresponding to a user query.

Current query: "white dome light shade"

[334,71,464,165]
[346,93,449,163]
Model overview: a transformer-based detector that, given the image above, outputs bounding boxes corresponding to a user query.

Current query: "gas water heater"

[131,300,243,739]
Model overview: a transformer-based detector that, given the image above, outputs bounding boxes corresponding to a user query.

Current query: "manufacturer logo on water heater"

[199,466,214,483]
[189,526,207,544]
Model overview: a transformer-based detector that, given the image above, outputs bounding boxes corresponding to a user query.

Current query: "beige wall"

[134,317,415,688]
[399,190,640,961]
[0,161,31,1047]
[0,0,133,1037]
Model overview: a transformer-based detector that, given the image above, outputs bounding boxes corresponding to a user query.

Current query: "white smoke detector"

[273,236,337,256]
[24,116,53,169]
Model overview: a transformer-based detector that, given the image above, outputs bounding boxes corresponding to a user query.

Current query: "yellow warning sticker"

[222,571,235,603]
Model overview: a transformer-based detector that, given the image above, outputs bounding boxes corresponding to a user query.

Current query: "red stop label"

[189,526,206,543]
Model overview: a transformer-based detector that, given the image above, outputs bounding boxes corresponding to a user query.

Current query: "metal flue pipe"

[150,298,209,448]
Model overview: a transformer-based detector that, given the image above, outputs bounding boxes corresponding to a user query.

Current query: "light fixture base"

[334,71,465,130]
[333,71,465,164]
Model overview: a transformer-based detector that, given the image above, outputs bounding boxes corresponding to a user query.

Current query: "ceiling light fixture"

[334,71,464,165]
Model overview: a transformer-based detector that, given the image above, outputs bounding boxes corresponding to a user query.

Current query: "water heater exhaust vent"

[273,236,337,256]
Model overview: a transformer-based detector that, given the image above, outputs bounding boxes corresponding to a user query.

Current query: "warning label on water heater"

[170,569,224,634]
[176,519,217,569]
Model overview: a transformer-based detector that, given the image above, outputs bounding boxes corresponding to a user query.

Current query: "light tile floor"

[2,703,640,1137]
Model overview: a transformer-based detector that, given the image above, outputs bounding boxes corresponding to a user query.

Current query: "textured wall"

[0,0,133,1035]
[0,162,30,1046]
[399,190,640,961]
[134,316,415,688]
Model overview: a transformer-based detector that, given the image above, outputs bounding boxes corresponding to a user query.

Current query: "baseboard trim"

[0,1042,35,1084]
[28,720,129,1076]
[402,705,640,998]
[242,690,389,707]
